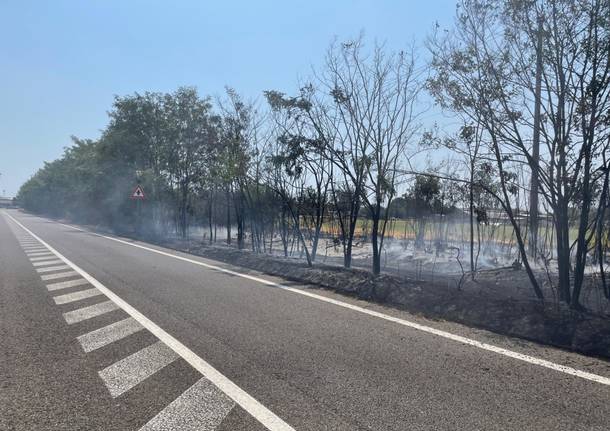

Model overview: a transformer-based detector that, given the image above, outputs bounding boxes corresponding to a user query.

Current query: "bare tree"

[265,89,332,262]
[321,38,423,276]
[217,88,256,249]
[264,122,314,267]
[429,0,610,307]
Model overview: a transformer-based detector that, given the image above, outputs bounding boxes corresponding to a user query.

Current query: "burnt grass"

[147,237,610,361]
[52,212,610,360]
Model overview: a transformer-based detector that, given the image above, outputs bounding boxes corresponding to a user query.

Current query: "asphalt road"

[1,209,609,431]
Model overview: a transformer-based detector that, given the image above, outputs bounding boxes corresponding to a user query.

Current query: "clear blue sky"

[0,0,457,197]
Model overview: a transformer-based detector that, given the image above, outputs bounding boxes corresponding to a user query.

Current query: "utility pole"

[529,14,543,258]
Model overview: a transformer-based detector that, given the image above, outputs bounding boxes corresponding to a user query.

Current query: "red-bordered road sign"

[131,185,145,200]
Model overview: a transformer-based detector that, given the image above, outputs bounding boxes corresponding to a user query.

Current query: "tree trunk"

[571,152,592,309]
[529,14,544,259]
[371,215,381,276]
[596,167,610,300]
[469,172,475,276]
[311,225,321,262]
[555,206,572,303]
[237,221,245,249]
[208,194,213,244]
[344,213,358,269]
[281,208,288,257]
[180,184,188,239]
[226,189,232,245]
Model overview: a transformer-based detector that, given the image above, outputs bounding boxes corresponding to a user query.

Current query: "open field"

[319,216,591,252]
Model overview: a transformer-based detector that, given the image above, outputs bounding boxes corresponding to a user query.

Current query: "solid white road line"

[41,270,79,281]
[139,377,235,431]
[53,287,102,305]
[36,264,71,273]
[98,341,179,397]
[5,212,296,431]
[53,219,610,388]
[32,259,63,267]
[63,300,120,324]
[77,317,143,352]
[47,278,90,292]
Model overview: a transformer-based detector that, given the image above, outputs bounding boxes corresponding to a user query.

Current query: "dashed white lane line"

[32,259,63,267]
[98,341,179,398]
[36,264,71,273]
[77,317,143,352]
[27,253,54,259]
[5,211,295,431]
[47,278,90,291]
[63,300,120,324]
[139,377,235,431]
[53,218,610,387]
[53,287,103,305]
[30,255,60,262]
[41,270,79,281]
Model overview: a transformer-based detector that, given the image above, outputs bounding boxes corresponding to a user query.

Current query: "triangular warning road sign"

[131,185,145,200]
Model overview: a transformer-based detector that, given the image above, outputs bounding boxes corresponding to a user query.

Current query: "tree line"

[18,0,610,309]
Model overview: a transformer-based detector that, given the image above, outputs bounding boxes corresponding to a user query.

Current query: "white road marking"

[139,377,235,431]
[52,218,610,387]
[63,300,120,324]
[77,317,143,352]
[32,259,63,267]
[41,270,79,281]
[5,212,296,431]
[53,287,102,305]
[23,247,48,252]
[30,255,59,262]
[36,264,71,273]
[98,341,179,397]
[47,278,90,291]
[26,250,52,255]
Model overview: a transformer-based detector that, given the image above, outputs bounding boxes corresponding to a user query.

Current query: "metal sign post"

[130,185,146,235]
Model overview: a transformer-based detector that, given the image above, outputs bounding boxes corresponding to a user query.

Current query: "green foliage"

[17,87,224,236]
